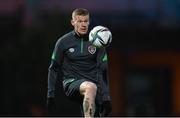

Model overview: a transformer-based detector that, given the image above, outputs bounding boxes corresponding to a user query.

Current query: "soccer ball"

[89,25,112,48]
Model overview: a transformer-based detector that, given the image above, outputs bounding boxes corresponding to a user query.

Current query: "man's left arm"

[97,47,112,116]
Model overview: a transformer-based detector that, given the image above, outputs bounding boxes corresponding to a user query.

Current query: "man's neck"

[74,30,88,39]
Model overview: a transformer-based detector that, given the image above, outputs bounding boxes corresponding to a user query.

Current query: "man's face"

[71,15,89,35]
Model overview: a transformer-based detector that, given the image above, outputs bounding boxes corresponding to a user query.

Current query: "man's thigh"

[64,79,86,102]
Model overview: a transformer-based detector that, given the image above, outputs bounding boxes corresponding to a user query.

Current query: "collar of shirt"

[73,30,88,41]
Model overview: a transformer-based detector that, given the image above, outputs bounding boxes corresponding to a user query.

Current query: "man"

[47,8,112,117]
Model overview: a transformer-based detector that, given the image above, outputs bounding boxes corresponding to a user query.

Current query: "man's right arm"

[47,60,61,98]
[47,38,64,98]
[46,38,64,111]
[46,60,61,111]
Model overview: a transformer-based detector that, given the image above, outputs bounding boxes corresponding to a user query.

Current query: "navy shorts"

[63,79,86,102]
[63,78,102,105]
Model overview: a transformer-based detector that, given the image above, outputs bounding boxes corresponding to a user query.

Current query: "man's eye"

[76,20,89,23]
[77,21,82,23]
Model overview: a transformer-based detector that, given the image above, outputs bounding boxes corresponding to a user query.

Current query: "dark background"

[0,0,180,116]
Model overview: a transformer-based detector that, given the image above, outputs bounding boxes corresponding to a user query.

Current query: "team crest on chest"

[88,45,96,54]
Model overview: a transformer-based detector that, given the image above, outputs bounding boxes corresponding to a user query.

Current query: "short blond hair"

[72,8,89,20]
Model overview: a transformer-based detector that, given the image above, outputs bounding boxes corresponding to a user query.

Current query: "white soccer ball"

[89,25,112,48]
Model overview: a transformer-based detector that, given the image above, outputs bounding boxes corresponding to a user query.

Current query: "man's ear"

[71,19,75,26]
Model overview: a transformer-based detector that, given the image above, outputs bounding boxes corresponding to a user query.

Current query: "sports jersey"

[47,30,111,103]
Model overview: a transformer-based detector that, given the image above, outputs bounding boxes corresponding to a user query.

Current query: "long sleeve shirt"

[47,30,111,102]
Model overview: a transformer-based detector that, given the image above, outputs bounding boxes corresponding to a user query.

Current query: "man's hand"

[46,97,55,112]
[100,101,112,117]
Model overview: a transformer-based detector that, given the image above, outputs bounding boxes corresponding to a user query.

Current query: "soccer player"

[47,8,112,117]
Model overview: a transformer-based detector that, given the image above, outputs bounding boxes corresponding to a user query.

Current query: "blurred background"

[0,0,180,117]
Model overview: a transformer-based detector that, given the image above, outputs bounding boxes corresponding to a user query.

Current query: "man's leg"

[80,81,97,118]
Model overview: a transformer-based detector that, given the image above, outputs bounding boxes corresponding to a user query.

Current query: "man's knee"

[80,81,97,96]
[85,82,97,92]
